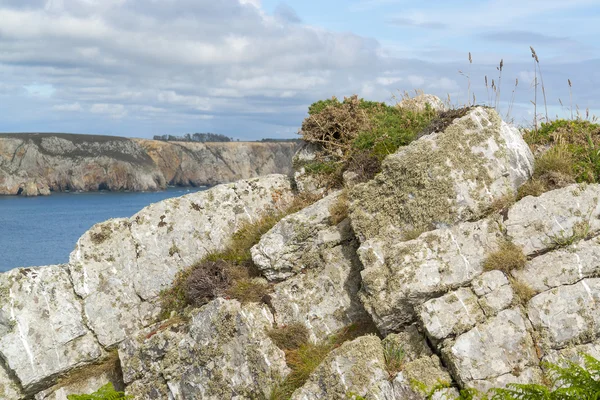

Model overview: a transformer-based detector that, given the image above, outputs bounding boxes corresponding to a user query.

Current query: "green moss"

[351,107,501,239]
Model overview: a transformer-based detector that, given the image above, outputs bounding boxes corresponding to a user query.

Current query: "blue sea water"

[0,187,207,272]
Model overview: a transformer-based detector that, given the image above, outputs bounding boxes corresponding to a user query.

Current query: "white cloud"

[52,102,82,111]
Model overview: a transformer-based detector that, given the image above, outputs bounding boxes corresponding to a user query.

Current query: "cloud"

[52,102,82,112]
[386,16,447,30]
[0,0,598,137]
[274,3,301,23]
[482,30,571,45]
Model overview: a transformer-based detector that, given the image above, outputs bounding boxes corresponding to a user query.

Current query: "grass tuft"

[268,320,379,400]
[328,190,349,225]
[483,241,527,273]
[268,323,310,351]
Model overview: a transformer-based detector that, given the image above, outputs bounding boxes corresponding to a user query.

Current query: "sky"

[0,0,599,140]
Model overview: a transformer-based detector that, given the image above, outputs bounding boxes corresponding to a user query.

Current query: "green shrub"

[299,94,438,186]
[67,383,131,400]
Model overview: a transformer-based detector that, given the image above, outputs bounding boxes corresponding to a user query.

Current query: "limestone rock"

[527,279,600,350]
[472,271,514,317]
[350,106,534,242]
[292,142,328,195]
[129,175,294,300]
[512,239,600,293]
[0,362,23,400]
[269,241,367,342]
[119,299,289,400]
[443,308,540,389]
[290,335,390,400]
[252,191,344,282]
[69,175,294,348]
[505,184,600,255]
[419,288,486,341]
[397,94,446,113]
[359,218,503,333]
[0,266,103,394]
[34,359,124,400]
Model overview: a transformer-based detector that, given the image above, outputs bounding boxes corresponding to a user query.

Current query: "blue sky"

[0,0,599,139]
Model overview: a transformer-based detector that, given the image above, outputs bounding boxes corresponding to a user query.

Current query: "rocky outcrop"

[0,174,294,397]
[358,183,600,391]
[119,299,289,399]
[350,106,534,241]
[0,133,297,196]
[4,101,600,399]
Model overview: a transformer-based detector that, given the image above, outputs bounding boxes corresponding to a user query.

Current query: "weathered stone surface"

[397,94,446,113]
[512,239,600,293]
[350,106,533,242]
[471,271,514,316]
[290,335,391,400]
[443,308,540,388]
[34,359,124,400]
[292,142,328,195]
[527,279,600,350]
[0,362,22,400]
[359,218,503,333]
[544,341,600,367]
[0,266,103,393]
[129,175,294,300]
[419,288,486,341]
[69,175,294,347]
[505,184,600,255]
[0,133,296,196]
[252,191,344,281]
[119,299,289,400]
[270,239,367,342]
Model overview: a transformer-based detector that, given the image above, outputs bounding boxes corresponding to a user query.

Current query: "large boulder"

[350,106,534,242]
[119,299,289,399]
[290,334,453,400]
[359,218,503,333]
[504,183,600,255]
[397,94,446,113]
[69,175,294,348]
[0,266,103,394]
[252,191,344,282]
[253,192,369,341]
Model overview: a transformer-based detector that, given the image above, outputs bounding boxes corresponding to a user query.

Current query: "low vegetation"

[424,353,600,399]
[519,120,600,199]
[67,382,131,400]
[298,94,438,187]
[328,190,349,225]
[382,338,405,379]
[159,193,320,317]
[483,241,527,273]
[268,321,379,400]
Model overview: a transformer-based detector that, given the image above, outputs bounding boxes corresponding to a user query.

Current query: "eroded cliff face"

[0,133,297,196]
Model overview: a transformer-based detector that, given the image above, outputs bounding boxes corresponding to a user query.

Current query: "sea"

[0,187,207,272]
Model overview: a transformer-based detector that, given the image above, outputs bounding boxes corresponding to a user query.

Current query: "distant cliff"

[0,133,298,196]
